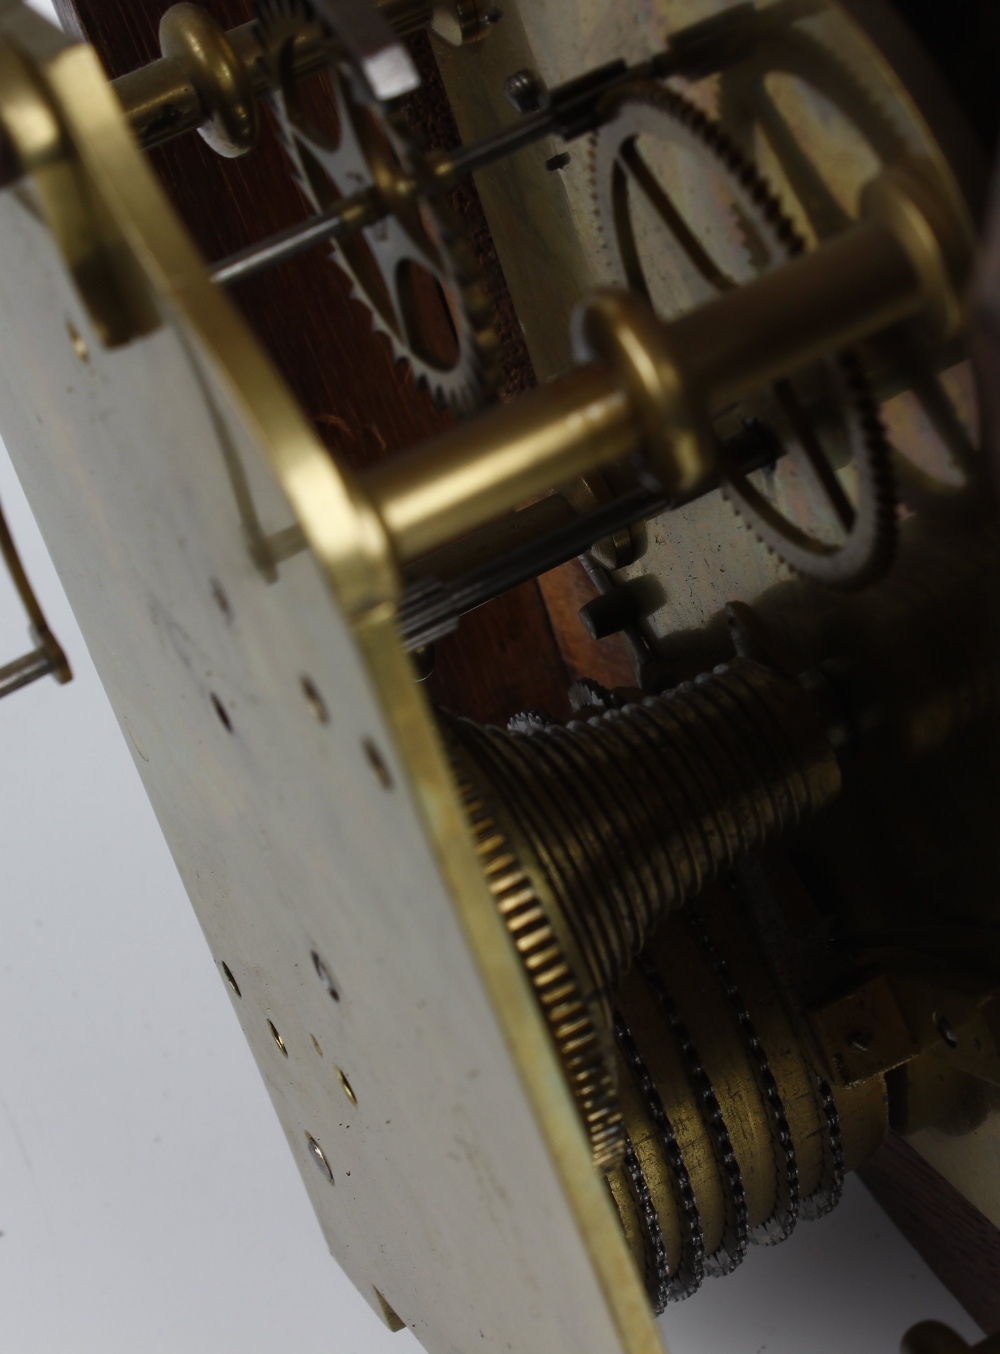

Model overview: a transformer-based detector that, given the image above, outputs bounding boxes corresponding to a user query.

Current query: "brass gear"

[255,0,500,412]
[447,735,625,1174]
[606,873,885,1309]
[590,80,898,590]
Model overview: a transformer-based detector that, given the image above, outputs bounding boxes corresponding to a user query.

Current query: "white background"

[0,3,988,1351]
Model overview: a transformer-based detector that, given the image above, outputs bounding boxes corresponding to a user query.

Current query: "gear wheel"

[714,21,980,498]
[447,732,625,1173]
[590,80,897,589]
[255,0,500,412]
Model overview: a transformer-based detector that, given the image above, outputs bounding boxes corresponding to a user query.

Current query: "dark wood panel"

[860,1132,1000,1336]
[425,579,569,724]
[537,559,634,693]
[54,0,570,723]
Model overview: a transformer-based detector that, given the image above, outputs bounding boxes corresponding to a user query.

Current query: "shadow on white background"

[0,2,987,1351]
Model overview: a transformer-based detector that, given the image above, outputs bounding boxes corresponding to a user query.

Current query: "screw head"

[504,68,541,114]
[935,1013,959,1048]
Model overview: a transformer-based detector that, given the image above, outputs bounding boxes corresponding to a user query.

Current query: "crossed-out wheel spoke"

[591,79,897,589]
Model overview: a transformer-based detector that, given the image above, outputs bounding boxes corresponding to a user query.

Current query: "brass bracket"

[0,8,160,347]
[808,964,1000,1088]
[0,493,70,699]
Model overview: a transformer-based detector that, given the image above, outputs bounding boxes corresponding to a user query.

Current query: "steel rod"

[399,487,662,650]
[210,186,385,285]
[0,647,56,699]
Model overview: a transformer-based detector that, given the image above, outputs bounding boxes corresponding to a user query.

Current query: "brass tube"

[111,21,295,150]
[674,221,922,410]
[362,364,637,564]
[362,224,933,566]
[109,0,433,152]
[111,56,203,149]
[404,493,576,582]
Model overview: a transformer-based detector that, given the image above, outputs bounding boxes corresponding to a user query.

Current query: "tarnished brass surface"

[449,654,839,1174]
[423,0,1000,1242]
[0,9,662,1353]
[432,0,978,374]
[427,0,981,600]
[609,877,887,1305]
[449,655,899,1310]
[0,11,160,347]
[4,0,1000,1341]
[452,656,840,1001]
[67,0,976,586]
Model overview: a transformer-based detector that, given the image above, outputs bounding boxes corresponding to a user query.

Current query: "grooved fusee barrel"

[451,656,840,1003]
[449,658,885,1303]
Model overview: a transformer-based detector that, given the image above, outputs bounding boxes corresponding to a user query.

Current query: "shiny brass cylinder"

[365,168,965,568]
[111,49,204,150]
[673,221,922,412]
[107,0,455,155]
[113,16,331,150]
[363,365,637,564]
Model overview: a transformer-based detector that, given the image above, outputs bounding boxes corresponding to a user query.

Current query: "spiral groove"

[451,656,840,1000]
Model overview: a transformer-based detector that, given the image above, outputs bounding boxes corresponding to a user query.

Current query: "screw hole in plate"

[221,961,241,998]
[211,579,233,620]
[305,1133,334,1183]
[268,1019,288,1056]
[66,320,89,362]
[300,674,329,724]
[336,1067,357,1105]
[211,692,233,733]
[311,950,340,1001]
[363,737,393,789]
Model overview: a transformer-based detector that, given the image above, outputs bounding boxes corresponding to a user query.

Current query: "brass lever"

[0,496,71,700]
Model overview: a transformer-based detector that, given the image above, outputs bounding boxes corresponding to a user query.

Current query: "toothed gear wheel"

[715,21,979,494]
[255,0,500,412]
[590,80,897,589]
[447,735,625,1173]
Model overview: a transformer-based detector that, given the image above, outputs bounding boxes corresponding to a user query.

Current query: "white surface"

[0,3,987,1350]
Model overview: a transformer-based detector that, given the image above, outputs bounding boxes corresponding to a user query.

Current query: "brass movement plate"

[0,13,659,1353]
